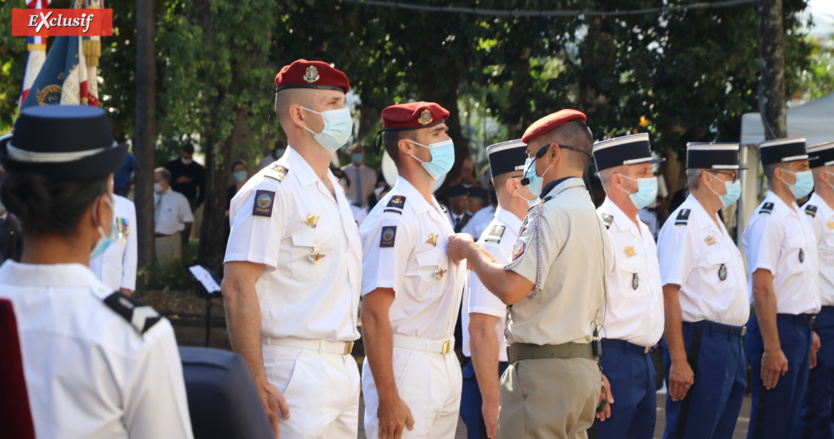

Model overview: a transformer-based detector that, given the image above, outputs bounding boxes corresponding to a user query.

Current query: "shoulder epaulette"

[103,292,162,335]
[441,205,448,214]
[264,164,289,182]
[760,202,775,215]
[805,204,818,218]
[600,213,614,230]
[384,195,406,215]
[675,209,691,226]
[483,224,506,243]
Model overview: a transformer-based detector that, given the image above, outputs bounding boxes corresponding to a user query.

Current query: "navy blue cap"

[808,141,834,168]
[447,184,468,198]
[592,133,664,172]
[686,143,745,170]
[486,139,527,177]
[0,105,127,181]
[760,137,808,165]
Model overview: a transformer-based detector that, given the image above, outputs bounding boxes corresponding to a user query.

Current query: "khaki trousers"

[498,357,600,439]
[155,234,181,266]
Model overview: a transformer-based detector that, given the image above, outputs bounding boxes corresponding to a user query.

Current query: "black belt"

[686,320,746,337]
[602,338,651,354]
[776,313,816,325]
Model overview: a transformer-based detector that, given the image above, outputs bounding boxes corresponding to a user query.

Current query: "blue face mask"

[409,139,455,180]
[233,171,247,183]
[352,153,364,164]
[91,196,120,259]
[782,169,814,199]
[301,106,353,153]
[618,174,658,209]
[707,173,741,207]
[521,153,555,198]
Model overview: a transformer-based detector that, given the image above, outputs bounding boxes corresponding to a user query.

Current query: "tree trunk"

[135,0,156,269]
[757,0,787,140]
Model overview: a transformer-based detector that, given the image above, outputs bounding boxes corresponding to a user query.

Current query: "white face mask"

[301,106,353,153]
[181,157,193,165]
[154,182,163,193]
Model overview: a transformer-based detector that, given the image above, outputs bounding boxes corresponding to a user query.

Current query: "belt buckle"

[344,341,354,355]
[741,326,747,336]
[810,316,817,326]
[441,340,451,355]
[643,346,651,354]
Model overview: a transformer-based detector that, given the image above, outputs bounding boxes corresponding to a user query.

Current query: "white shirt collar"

[0,261,103,289]
[494,207,523,234]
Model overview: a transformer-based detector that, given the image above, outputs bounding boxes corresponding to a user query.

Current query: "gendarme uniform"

[0,106,192,439]
[459,140,527,439]
[798,141,834,438]
[742,137,821,439]
[500,110,610,439]
[360,102,466,438]
[90,194,138,292]
[657,143,750,439]
[224,60,362,438]
[591,133,664,439]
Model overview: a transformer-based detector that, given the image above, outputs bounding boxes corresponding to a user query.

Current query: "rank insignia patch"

[265,165,289,182]
[512,241,525,261]
[624,246,636,258]
[384,195,406,215]
[253,190,275,217]
[380,226,397,248]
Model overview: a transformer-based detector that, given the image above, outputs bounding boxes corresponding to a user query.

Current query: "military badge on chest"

[632,272,639,290]
[799,248,805,263]
[718,263,727,281]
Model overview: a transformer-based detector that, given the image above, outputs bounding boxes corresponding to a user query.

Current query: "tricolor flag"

[18,0,52,108]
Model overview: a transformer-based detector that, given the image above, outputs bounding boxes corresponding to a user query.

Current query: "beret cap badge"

[303,65,320,84]
[418,109,433,125]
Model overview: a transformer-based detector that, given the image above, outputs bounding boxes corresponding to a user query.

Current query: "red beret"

[521,109,587,143]
[274,59,350,93]
[381,102,450,131]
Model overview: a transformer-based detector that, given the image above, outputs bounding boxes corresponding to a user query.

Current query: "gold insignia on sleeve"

[828,220,834,230]
[427,233,438,246]
[303,65,320,83]
[418,109,433,125]
[434,266,447,279]
[308,249,326,263]
[303,214,320,228]
[623,246,636,258]
[704,236,716,246]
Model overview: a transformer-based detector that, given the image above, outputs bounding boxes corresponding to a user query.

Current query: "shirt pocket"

[412,247,450,297]
[290,227,337,282]
[820,236,834,264]
[618,257,648,298]
[697,249,731,283]
[785,235,806,267]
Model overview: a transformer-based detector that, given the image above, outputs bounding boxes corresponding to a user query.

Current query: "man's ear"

[288,104,307,129]
[398,137,416,157]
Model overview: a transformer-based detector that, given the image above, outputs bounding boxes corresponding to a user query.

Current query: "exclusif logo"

[11,9,113,37]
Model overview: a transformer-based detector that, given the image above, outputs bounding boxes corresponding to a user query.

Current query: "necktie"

[355,166,362,205]
[154,194,162,224]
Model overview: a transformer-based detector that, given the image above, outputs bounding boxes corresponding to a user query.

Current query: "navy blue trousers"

[662,321,746,439]
[460,359,509,439]
[797,306,834,439]
[747,313,814,439]
[589,339,656,439]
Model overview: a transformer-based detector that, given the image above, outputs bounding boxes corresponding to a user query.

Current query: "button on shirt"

[598,198,664,347]
[658,194,750,326]
[505,178,610,346]
[743,191,821,315]
[225,146,361,342]
[154,189,193,235]
[90,195,138,291]
[361,178,465,341]
[803,193,834,306]
[462,208,520,361]
[0,262,193,439]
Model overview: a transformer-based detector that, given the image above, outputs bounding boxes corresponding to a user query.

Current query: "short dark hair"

[0,171,107,236]
[383,130,414,165]
[541,120,594,170]
[232,160,247,170]
[182,143,195,154]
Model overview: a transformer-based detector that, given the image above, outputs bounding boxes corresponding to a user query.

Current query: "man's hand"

[811,331,822,369]
[596,373,614,421]
[119,288,133,296]
[668,360,695,401]
[761,348,789,390]
[447,233,474,263]
[256,379,289,438]
[482,399,499,439]
[378,395,414,439]
[175,176,193,184]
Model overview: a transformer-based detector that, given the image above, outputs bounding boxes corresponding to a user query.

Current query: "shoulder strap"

[805,204,818,218]
[483,224,506,243]
[675,209,691,226]
[103,292,162,335]
[760,202,774,215]
[384,195,407,215]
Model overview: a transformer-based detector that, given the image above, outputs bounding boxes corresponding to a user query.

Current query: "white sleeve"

[468,241,507,318]
[180,196,195,224]
[224,183,287,270]
[121,202,138,291]
[361,214,414,295]
[124,320,194,439]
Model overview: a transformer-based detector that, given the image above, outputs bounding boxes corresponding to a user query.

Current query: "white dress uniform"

[90,195,138,292]
[0,261,193,439]
[224,146,362,439]
[360,177,466,439]
[742,191,821,315]
[658,194,750,325]
[462,207,519,361]
[803,193,834,306]
[461,204,496,241]
[598,197,664,347]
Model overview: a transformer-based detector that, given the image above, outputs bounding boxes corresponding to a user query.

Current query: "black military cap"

[686,143,745,170]
[759,137,808,166]
[808,141,834,168]
[486,139,527,178]
[592,133,664,172]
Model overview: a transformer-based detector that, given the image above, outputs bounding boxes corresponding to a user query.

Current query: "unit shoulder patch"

[675,209,691,226]
[380,226,397,248]
[600,213,614,230]
[264,164,289,182]
[760,202,774,215]
[384,195,406,215]
[483,224,506,243]
[253,190,276,217]
[805,204,818,218]
[103,292,161,335]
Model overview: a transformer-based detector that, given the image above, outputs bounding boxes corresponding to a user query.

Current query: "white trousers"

[362,347,462,438]
[262,343,360,439]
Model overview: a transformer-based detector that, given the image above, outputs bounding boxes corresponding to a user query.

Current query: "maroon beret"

[274,59,350,93]
[521,109,587,143]
[381,102,450,131]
